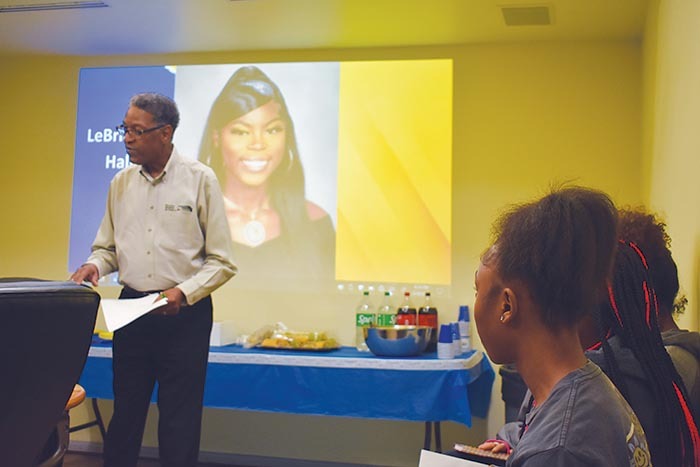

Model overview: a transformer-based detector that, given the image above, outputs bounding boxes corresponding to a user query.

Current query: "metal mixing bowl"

[363,325,432,357]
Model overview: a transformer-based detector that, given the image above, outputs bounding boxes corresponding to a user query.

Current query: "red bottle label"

[396,311,416,325]
[418,314,438,328]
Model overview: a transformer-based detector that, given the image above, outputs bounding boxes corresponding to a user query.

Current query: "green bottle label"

[376,313,396,326]
[356,313,376,327]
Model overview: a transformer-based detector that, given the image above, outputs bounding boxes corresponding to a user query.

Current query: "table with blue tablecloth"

[78,339,495,451]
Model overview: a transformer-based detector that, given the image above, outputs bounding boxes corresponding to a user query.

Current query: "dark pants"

[103,287,213,467]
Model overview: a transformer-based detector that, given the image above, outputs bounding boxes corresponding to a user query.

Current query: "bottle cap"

[459,305,470,321]
[438,324,453,343]
[451,322,460,338]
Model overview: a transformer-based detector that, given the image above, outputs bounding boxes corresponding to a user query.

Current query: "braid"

[593,300,630,400]
[604,242,699,467]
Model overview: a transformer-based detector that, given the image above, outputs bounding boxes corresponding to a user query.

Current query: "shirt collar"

[140,146,179,183]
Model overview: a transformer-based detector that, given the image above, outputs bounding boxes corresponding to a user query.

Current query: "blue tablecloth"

[80,339,494,426]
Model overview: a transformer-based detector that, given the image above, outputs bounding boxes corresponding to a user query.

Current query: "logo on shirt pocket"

[161,203,202,247]
[164,204,193,212]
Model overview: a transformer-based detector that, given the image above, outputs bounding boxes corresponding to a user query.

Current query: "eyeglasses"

[115,123,167,137]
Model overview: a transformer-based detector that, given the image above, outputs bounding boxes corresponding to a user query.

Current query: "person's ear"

[500,288,517,324]
[161,125,173,143]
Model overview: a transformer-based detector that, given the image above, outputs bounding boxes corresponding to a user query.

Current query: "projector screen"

[69,60,453,292]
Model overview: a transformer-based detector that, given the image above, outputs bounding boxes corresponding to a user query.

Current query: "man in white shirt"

[71,93,236,467]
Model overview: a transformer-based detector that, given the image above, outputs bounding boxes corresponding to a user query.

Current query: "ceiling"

[0,0,649,56]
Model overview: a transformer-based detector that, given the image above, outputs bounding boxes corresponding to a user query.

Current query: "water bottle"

[458,305,472,353]
[395,291,417,325]
[417,292,438,352]
[355,291,375,351]
[376,291,396,327]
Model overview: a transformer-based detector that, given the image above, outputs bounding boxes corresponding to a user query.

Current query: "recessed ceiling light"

[501,5,552,26]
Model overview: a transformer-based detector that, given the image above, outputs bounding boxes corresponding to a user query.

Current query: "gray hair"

[129,93,180,133]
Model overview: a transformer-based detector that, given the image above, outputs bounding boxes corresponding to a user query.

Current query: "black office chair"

[0,279,99,467]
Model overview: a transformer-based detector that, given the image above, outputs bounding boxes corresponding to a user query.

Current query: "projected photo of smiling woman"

[194,65,337,288]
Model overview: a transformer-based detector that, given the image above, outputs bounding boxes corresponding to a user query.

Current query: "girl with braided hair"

[583,241,700,467]
[462,186,652,466]
[618,207,699,417]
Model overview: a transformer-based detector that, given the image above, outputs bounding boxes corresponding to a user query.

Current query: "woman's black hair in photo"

[486,185,618,329]
[595,241,699,467]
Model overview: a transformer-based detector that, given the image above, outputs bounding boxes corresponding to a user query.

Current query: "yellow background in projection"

[336,60,452,284]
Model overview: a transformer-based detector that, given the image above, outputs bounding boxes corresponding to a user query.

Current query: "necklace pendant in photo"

[244,220,266,247]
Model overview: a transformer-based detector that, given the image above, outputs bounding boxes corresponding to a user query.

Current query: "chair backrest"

[0,279,99,467]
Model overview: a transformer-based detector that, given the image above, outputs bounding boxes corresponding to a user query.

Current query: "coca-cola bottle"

[395,291,417,325]
[418,292,439,352]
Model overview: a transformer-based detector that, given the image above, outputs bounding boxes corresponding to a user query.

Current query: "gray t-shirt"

[502,361,651,467]
[662,329,700,419]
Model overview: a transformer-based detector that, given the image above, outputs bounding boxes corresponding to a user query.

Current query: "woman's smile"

[240,159,271,172]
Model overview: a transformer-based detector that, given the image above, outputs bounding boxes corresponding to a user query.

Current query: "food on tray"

[244,323,339,350]
[244,323,277,348]
[260,331,339,350]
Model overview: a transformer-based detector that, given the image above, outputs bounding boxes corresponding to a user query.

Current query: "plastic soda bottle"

[355,291,375,351]
[376,291,396,327]
[417,292,439,352]
[395,291,417,325]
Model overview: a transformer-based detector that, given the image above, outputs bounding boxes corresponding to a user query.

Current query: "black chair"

[0,279,100,467]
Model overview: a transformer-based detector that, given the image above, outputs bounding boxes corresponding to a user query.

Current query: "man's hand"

[70,263,99,286]
[152,287,186,316]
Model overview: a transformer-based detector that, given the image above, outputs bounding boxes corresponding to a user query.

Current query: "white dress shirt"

[87,147,236,305]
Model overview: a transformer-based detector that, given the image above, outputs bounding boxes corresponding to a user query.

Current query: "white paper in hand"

[102,293,168,332]
[419,450,492,467]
